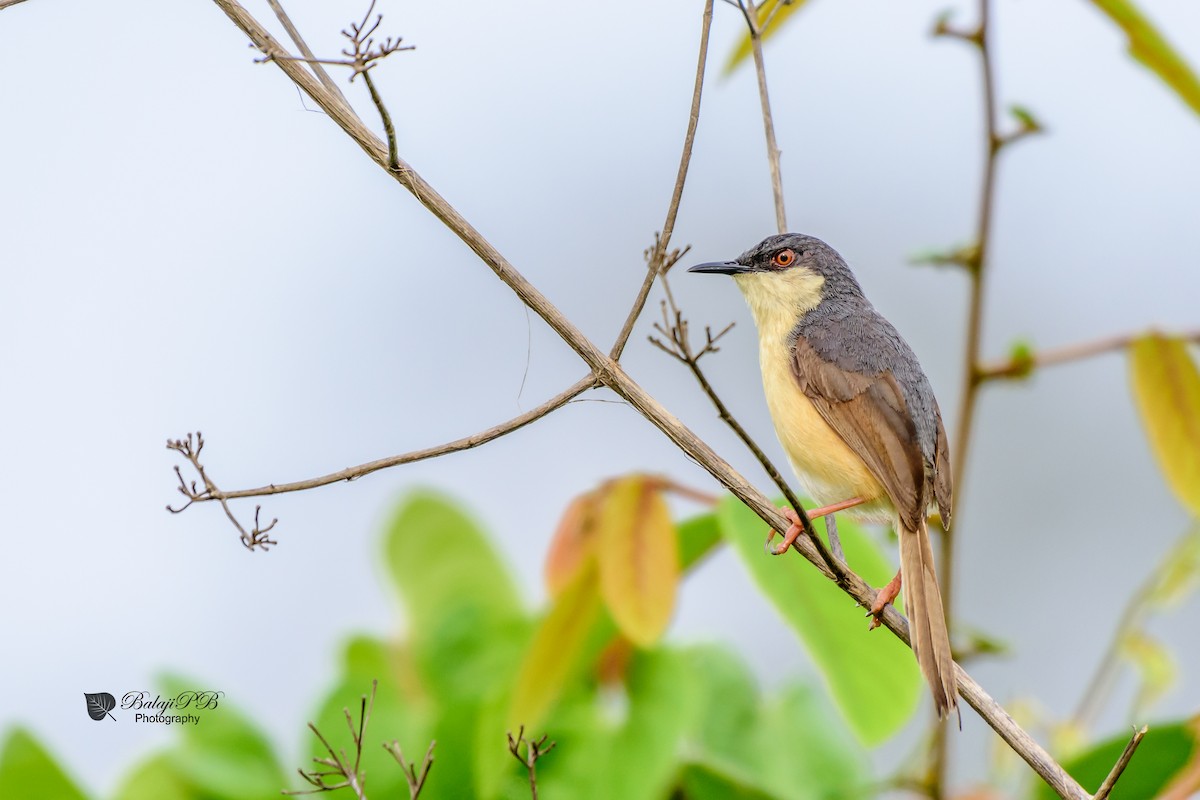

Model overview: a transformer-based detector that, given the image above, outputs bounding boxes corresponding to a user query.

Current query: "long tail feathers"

[899,519,958,720]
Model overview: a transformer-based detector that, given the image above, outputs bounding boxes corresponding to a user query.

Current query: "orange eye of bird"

[772,249,796,268]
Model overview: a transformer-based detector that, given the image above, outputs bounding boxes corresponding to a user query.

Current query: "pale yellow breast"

[736,268,890,517]
[759,339,886,509]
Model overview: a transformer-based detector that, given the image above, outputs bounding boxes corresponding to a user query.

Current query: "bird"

[689,232,957,719]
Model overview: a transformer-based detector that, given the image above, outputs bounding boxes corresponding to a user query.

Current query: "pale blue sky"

[1,0,1198,794]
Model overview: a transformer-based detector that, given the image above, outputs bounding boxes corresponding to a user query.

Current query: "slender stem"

[740,0,788,233]
[977,327,1200,381]
[1094,726,1148,800]
[934,0,1000,794]
[264,0,351,111]
[362,68,399,169]
[611,0,715,360]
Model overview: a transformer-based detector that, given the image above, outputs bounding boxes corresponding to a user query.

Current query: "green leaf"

[1032,721,1199,800]
[0,728,90,800]
[597,476,679,647]
[1009,104,1043,132]
[158,674,286,800]
[603,649,702,800]
[686,645,760,768]
[677,761,781,800]
[1087,0,1200,118]
[384,491,526,699]
[112,755,194,800]
[384,490,523,637]
[1128,335,1200,516]
[717,497,921,743]
[678,510,723,569]
[756,683,869,799]
[724,0,814,75]
[307,636,430,800]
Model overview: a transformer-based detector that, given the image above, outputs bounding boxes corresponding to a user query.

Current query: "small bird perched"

[689,233,957,718]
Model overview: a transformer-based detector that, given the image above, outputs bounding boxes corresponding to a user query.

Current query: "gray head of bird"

[689,233,866,330]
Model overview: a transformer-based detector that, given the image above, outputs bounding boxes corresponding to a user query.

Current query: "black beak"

[687,260,750,275]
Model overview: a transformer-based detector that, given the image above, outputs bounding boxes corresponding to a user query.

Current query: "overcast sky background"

[2,0,1199,795]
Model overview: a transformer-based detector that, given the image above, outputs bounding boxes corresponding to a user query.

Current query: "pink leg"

[867,569,902,630]
[765,498,866,556]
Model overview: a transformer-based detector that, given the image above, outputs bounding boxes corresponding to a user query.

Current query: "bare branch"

[0,0,31,10]
[977,327,1200,382]
[165,433,278,551]
[1093,726,1148,800]
[610,0,715,359]
[208,4,1092,795]
[264,0,351,110]
[169,376,592,513]
[737,0,788,233]
[383,740,436,800]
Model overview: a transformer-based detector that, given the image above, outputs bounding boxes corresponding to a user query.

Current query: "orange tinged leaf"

[1129,335,1200,517]
[509,566,602,732]
[597,475,679,647]
[543,490,602,598]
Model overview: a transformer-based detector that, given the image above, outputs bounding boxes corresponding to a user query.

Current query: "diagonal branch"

[610,0,715,360]
[1093,726,1148,800]
[208,3,1092,796]
[172,375,593,507]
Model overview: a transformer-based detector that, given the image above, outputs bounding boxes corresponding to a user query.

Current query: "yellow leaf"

[509,566,602,731]
[724,0,813,76]
[597,476,679,647]
[1088,0,1200,119]
[1120,630,1176,714]
[1129,335,1200,516]
[543,490,603,598]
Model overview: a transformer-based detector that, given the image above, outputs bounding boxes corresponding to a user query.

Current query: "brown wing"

[791,337,927,531]
[933,404,953,529]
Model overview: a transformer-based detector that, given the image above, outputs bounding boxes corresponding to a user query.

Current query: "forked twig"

[383,739,436,799]
[287,681,378,798]
[166,433,278,551]
[507,726,556,800]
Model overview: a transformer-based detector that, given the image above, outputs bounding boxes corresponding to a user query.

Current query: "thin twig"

[738,0,788,233]
[0,0,31,9]
[170,376,591,507]
[207,5,1092,795]
[977,327,1200,381]
[383,740,436,800]
[288,681,377,798]
[1093,726,1148,800]
[507,726,556,800]
[361,69,398,170]
[166,433,278,551]
[264,0,351,110]
[610,0,715,360]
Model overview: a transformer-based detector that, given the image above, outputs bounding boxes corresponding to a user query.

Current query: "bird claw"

[764,507,803,555]
[866,569,903,632]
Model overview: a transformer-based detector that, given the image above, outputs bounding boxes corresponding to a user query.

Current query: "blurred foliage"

[1129,335,1200,517]
[725,0,1200,122]
[2,476,1198,799]
[1033,719,1200,800]
[718,498,921,744]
